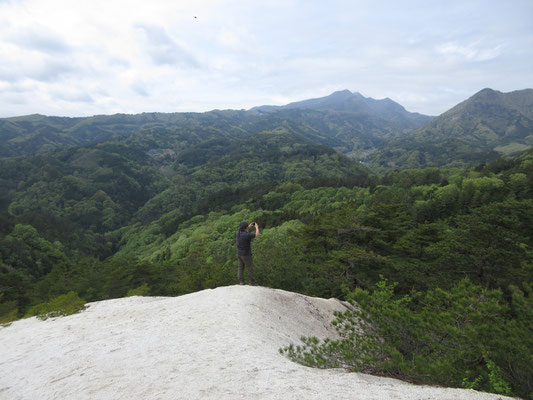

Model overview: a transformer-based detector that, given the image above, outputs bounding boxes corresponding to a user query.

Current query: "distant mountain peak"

[252,90,426,118]
[470,88,502,102]
[329,89,353,97]
[449,87,533,119]
[478,87,499,94]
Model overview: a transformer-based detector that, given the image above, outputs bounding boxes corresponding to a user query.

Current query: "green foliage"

[135,131,372,226]
[1,108,533,397]
[253,221,307,292]
[462,373,483,390]
[485,356,512,395]
[127,283,151,297]
[97,257,162,299]
[3,145,165,232]
[426,200,532,289]
[282,278,532,398]
[0,294,18,324]
[24,291,86,320]
[1,224,69,279]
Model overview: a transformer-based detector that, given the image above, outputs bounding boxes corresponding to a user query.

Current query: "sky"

[0,0,532,118]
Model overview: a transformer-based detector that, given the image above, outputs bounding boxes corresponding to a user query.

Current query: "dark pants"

[237,255,255,285]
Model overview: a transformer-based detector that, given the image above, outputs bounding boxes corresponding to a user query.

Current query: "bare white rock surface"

[0,285,517,399]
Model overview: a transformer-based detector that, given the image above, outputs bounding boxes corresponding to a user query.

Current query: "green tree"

[282,278,530,398]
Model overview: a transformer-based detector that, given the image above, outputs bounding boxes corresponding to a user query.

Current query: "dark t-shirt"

[236,230,256,256]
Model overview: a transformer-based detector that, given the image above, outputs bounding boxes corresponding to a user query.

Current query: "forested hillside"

[370,88,533,168]
[2,145,532,396]
[2,89,532,170]
[0,91,430,161]
[1,90,533,398]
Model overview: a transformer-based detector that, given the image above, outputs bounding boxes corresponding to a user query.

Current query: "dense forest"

[1,90,532,398]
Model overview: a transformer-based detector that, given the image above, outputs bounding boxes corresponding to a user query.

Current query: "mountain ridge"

[1,88,532,168]
[252,89,432,124]
[367,87,533,168]
[0,90,432,160]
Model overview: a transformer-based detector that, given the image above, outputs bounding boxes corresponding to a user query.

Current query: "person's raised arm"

[253,222,260,238]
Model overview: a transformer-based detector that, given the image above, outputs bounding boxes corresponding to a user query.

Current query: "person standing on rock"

[236,221,260,285]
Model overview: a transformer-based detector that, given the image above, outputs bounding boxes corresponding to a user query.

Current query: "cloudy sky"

[0,0,532,118]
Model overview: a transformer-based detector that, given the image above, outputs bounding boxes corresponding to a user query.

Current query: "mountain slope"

[369,88,533,168]
[253,89,431,125]
[253,90,432,143]
[0,126,373,262]
[0,91,432,159]
[3,88,532,170]
[0,285,516,400]
[0,111,252,158]
[133,129,373,228]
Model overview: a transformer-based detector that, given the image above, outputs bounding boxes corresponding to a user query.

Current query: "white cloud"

[53,88,94,103]
[217,27,243,50]
[7,25,72,54]
[135,24,200,68]
[0,0,532,117]
[436,41,503,63]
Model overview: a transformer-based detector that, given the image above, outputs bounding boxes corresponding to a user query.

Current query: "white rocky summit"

[0,285,517,400]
